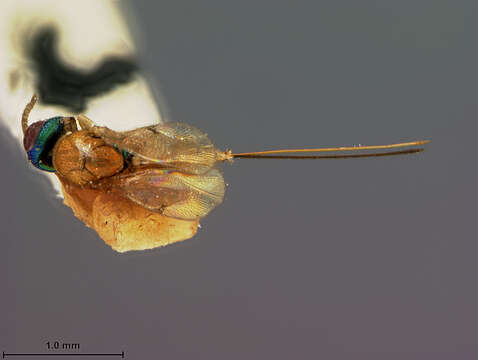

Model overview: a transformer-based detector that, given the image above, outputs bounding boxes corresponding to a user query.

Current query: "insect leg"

[62,117,78,133]
[77,114,94,130]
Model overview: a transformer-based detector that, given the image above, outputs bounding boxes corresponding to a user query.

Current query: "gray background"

[2,1,478,359]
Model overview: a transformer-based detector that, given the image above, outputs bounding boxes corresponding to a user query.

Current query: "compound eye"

[23,117,63,172]
[23,120,46,152]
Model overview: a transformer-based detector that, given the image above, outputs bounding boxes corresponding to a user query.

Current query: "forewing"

[91,122,221,174]
[111,167,225,220]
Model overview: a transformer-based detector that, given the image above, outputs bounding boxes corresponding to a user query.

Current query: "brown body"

[53,130,199,252]
[22,95,427,253]
[53,130,124,185]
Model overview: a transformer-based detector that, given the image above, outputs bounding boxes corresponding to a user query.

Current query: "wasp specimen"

[21,95,429,252]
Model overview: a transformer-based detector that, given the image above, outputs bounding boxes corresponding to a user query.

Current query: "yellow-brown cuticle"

[53,131,123,186]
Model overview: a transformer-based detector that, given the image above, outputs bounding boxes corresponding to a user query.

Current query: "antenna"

[21,94,38,134]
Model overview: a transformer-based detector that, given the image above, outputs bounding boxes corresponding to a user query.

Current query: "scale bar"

[3,352,124,358]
